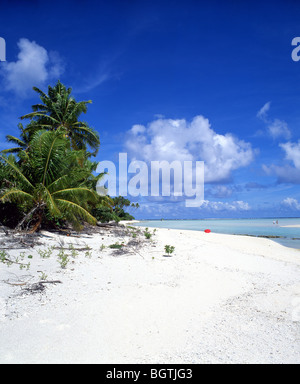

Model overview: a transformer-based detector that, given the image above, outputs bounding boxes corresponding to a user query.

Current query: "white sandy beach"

[281,225,300,228]
[0,224,300,364]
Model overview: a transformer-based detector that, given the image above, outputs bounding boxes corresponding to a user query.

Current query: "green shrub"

[164,245,175,256]
[144,228,152,239]
[57,249,69,268]
[109,242,124,249]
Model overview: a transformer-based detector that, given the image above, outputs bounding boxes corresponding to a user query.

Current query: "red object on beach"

[204,229,211,233]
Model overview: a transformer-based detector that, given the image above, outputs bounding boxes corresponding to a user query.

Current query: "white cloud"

[201,200,251,211]
[282,197,300,210]
[257,101,271,121]
[264,141,300,184]
[125,115,254,183]
[206,185,233,198]
[257,102,291,140]
[0,38,64,97]
[280,141,300,169]
[135,198,251,218]
[263,164,300,184]
[75,72,110,93]
[268,119,291,140]
[131,124,146,135]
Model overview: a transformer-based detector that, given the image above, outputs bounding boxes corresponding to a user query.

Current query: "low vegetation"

[164,245,175,256]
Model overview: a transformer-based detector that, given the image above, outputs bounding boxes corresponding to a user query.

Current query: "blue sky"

[1,0,300,219]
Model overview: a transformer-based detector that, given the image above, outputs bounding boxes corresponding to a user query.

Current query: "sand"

[281,225,300,228]
[0,224,300,364]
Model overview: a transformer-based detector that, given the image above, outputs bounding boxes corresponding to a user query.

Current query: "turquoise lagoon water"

[135,218,300,249]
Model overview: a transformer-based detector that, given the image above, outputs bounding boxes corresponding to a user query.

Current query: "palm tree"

[1,123,31,155]
[0,130,97,233]
[20,81,100,156]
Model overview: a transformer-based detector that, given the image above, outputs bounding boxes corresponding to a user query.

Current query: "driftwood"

[16,206,38,231]
[4,281,27,286]
[53,246,92,251]
[4,279,62,289]
[0,232,42,250]
[35,280,62,285]
[1,256,29,267]
[110,237,147,259]
[22,280,62,293]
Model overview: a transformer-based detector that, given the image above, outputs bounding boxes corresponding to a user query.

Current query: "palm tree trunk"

[16,206,38,231]
[16,203,45,233]
[29,212,43,233]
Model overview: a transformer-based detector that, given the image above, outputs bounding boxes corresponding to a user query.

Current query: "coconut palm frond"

[55,198,97,226]
[0,189,34,204]
[0,154,34,190]
[20,81,100,154]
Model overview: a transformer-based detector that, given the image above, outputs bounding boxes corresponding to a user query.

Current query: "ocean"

[135,218,300,249]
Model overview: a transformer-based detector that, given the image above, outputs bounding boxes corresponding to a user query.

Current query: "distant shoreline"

[281,225,300,228]
[136,217,300,221]
[134,218,300,250]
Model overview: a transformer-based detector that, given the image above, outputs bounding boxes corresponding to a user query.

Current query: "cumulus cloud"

[201,200,251,211]
[280,141,300,169]
[282,197,300,210]
[135,198,251,218]
[263,164,300,184]
[263,140,300,184]
[258,106,300,184]
[131,124,146,136]
[125,115,254,184]
[268,119,291,140]
[0,38,64,97]
[257,102,291,140]
[205,185,234,198]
